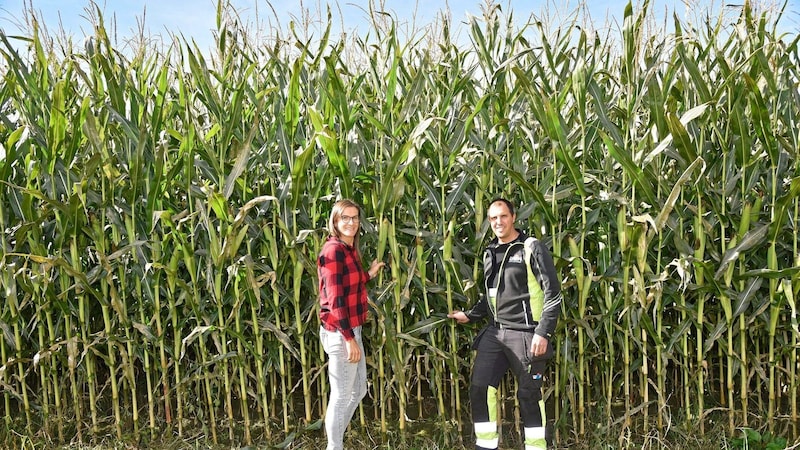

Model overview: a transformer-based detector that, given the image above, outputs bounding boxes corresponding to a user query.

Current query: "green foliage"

[730,428,788,450]
[0,0,799,448]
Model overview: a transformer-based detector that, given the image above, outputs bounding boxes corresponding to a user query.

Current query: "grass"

[5,426,794,450]
[4,407,799,449]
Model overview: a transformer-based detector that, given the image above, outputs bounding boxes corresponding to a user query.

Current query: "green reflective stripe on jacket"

[524,237,545,321]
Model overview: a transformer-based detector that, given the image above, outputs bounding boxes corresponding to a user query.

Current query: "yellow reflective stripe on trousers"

[474,421,498,449]
[524,397,547,449]
[487,385,497,422]
[475,385,499,449]
[524,425,546,450]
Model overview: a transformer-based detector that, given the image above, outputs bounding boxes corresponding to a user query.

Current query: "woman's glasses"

[340,215,360,224]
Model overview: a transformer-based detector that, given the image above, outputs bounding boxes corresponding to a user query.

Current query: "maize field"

[0,0,799,448]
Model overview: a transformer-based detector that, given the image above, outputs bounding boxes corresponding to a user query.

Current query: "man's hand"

[345,338,362,363]
[447,311,470,324]
[530,334,549,357]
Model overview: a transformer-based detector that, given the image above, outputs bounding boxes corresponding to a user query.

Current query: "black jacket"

[465,230,562,339]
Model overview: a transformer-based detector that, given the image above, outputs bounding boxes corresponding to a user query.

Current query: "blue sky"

[0,0,797,51]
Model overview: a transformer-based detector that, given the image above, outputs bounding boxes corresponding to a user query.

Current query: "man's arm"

[449,292,489,324]
[531,240,562,339]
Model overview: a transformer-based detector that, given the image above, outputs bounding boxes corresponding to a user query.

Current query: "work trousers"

[320,326,367,450]
[470,326,551,450]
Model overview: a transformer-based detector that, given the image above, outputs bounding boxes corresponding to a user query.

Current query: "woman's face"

[337,206,361,244]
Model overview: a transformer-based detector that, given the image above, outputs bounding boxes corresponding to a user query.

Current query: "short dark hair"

[489,198,515,216]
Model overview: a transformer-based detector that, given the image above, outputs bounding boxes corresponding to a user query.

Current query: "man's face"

[487,202,517,243]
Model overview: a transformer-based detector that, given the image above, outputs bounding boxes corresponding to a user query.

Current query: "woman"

[317,199,384,450]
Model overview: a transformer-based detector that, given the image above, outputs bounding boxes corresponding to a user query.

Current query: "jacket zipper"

[522,300,530,327]
[486,241,523,322]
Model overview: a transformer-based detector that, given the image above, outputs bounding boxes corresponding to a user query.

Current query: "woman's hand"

[368,260,386,279]
[345,338,362,363]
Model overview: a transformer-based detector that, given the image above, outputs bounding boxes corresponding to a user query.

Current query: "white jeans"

[320,326,367,450]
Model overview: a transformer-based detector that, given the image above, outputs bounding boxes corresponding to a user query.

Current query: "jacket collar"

[486,229,527,249]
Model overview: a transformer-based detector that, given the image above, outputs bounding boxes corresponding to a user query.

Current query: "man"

[448,198,562,450]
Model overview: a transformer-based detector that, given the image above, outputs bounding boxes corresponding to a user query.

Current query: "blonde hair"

[327,199,363,251]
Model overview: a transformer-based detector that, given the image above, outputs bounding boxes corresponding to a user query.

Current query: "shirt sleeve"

[318,244,356,340]
[531,240,562,338]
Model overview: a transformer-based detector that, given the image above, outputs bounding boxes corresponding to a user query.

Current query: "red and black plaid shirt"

[318,236,369,340]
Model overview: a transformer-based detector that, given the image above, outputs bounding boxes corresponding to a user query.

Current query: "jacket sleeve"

[531,240,562,339]
[465,292,489,322]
